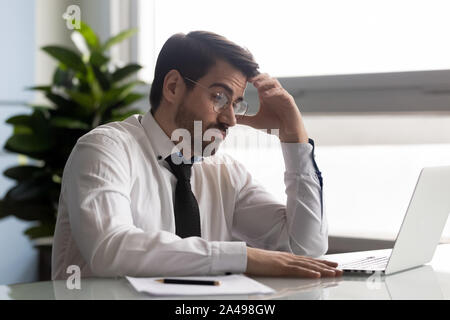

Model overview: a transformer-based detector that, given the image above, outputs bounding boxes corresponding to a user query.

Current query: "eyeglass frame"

[183,76,248,118]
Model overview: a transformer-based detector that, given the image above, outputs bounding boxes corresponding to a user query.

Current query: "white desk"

[1,244,449,300]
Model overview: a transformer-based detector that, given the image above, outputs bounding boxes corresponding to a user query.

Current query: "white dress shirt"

[51,111,327,280]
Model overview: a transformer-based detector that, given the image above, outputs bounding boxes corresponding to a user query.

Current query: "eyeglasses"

[183,77,248,117]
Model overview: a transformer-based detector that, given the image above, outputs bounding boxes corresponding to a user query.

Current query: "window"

[137,0,450,81]
[133,0,450,240]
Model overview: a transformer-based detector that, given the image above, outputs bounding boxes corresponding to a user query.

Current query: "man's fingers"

[290,257,343,277]
[305,260,340,272]
[308,260,343,275]
[253,78,281,92]
[290,261,339,277]
[313,259,340,268]
[292,255,339,268]
[249,73,270,83]
[287,265,321,278]
[262,87,283,98]
[323,261,340,268]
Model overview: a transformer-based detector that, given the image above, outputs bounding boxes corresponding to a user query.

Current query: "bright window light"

[222,127,450,240]
[138,0,450,82]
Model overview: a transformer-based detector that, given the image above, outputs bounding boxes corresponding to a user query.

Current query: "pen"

[156,278,221,286]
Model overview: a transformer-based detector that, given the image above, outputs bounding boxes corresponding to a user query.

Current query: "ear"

[162,69,185,105]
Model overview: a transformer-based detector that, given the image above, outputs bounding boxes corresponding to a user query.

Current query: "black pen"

[156,278,220,286]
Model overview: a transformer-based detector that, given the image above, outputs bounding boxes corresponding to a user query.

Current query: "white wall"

[0,0,38,285]
[0,0,114,285]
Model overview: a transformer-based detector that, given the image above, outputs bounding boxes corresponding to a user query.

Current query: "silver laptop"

[335,166,450,275]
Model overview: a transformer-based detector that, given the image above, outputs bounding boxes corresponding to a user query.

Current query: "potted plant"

[0,22,147,280]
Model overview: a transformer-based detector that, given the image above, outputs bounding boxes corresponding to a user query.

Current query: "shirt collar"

[140,110,203,164]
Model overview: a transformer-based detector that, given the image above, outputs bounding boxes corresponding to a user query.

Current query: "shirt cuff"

[210,241,247,274]
[280,140,316,174]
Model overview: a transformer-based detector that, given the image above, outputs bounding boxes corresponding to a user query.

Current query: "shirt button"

[157,155,162,160]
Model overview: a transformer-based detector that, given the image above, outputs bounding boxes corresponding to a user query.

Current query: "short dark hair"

[149,31,259,112]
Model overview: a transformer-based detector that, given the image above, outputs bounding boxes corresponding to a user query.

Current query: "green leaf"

[0,200,8,219]
[0,199,54,222]
[119,92,147,108]
[52,67,74,88]
[65,89,95,110]
[85,65,103,102]
[78,21,100,49]
[6,109,47,132]
[23,104,56,111]
[3,165,43,181]
[5,176,53,202]
[30,109,51,138]
[24,223,55,239]
[111,63,142,83]
[102,80,145,104]
[102,28,137,52]
[13,125,33,135]
[6,115,33,127]
[42,46,86,74]
[45,93,79,115]
[92,65,111,91]
[5,110,52,150]
[5,134,53,154]
[26,85,51,92]
[50,117,90,130]
[89,51,109,67]
[104,92,147,113]
[108,109,143,122]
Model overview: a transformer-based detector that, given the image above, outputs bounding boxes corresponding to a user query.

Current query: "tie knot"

[165,154,193,181]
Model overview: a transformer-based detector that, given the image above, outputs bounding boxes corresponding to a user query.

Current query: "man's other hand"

[245,247,343,278]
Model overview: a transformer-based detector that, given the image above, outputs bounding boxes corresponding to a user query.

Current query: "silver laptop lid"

[385,166,450,275]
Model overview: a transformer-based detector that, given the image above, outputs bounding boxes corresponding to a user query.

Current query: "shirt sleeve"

[63,133,247,277]
[231,138,328,257]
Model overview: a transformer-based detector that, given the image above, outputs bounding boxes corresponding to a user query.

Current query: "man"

[51,31,342,280]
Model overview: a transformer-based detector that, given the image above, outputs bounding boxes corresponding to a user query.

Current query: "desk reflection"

[250,277,342,300]
[325,265,444,300]
[2,265,445,300]
[385,266,443,299]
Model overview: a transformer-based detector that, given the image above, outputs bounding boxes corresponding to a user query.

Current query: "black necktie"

[165,155,201,238]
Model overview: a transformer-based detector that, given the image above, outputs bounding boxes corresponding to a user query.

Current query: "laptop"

[333,166,450,275]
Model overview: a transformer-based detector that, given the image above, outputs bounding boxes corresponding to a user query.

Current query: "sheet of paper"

[125,274,275,296]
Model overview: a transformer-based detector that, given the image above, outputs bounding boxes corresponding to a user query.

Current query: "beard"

[174,102,225,158]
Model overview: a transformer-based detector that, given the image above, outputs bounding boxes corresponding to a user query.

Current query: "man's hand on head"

[245,247,343,278]
[237,73,309,143]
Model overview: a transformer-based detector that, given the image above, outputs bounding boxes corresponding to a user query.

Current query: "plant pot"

[33,236,53,281]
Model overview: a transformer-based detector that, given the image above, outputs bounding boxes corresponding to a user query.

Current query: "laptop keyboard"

[339,256,389,271]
